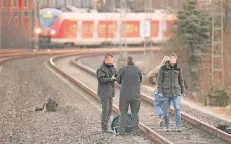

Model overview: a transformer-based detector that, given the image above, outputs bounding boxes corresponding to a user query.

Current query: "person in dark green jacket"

[116,55,142,136]
[96,53,116,133]
[157,53,186,132]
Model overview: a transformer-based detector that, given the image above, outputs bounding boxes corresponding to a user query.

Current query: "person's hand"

[148,77,156,85]
[111,74,116,81]
[182,93,186,97]
[158,93,163,97]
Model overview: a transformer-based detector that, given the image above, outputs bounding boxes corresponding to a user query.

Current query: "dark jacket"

[97,61,116,98]
[157,61,185,98]
[116,62,142,101]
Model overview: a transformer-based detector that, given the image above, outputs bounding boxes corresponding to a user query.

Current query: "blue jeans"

[163,96,181,129]
[154,93,164,117]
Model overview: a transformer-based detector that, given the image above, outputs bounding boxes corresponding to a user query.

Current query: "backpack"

[111,113,133,133]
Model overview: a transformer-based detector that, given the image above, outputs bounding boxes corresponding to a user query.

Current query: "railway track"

[0,48,159,144]
[0,48,230,144]
[48,52,231,144]
[77,56,231,129]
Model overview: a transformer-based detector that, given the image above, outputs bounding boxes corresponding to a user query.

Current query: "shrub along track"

[49,51,231,144]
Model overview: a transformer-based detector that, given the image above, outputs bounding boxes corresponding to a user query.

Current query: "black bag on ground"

[111,113,132,133]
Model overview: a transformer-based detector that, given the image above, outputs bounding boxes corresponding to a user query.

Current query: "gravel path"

[55,56,228,144]
[81,55,231,128]
[0,56,153,144]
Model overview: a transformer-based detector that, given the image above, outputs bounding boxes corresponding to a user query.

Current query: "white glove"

[111,74,116,81]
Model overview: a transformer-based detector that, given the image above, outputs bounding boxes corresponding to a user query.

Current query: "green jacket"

[157,61,186,98]
[116,63,142,101]
[97,61,116,98]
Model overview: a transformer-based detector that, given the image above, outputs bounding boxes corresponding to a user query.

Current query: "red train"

[35,8,176,48]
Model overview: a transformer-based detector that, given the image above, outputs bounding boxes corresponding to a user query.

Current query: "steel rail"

[49,53,173,144]
[1,49,230,143]
[71,55,231,144]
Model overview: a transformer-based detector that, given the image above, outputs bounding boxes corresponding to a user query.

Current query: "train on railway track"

[34,8,176,48]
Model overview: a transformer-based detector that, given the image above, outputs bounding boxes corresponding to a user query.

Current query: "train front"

[34,8,62,48]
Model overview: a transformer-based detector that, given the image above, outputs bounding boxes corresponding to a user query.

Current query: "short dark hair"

[127,55,134,63]
[104,53,113,59]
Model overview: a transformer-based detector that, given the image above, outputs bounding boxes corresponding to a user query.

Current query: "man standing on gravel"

[157,53,186,132]
[116,56,142,136]
[97,53,116,133]
[148,56,169,127]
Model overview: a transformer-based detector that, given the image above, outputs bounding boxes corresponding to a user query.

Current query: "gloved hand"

[111,74,116,81]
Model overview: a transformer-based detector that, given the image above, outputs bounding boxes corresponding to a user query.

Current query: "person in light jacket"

[148,56,169,127]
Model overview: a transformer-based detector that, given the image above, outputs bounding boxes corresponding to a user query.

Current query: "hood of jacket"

[160,56,169,66]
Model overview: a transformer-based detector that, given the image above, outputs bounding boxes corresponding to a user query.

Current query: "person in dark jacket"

[116,56,142,136]
[157,53,186,132]
[96,53,116,133]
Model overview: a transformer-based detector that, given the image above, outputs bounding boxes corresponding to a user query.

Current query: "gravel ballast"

[0,57,153,144]
[55,56,228,144]
[81,55,231,127]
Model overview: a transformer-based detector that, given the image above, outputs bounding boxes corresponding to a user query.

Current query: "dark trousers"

[118,99,140,133]
[100,97,113,130]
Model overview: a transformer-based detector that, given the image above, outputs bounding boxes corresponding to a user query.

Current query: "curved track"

[79,56,231,128]
[0,48,158,144]
[0,48,230,144]
[49,52,231,144]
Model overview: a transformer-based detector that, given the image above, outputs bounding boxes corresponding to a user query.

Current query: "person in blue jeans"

[157,53,186,132]
[148,56,169,127]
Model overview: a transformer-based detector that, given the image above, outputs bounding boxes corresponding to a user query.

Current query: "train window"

[126,24,132,33]
[24,0,28,7]
[40,13,58,28]
[13,0,19,7]
[83,24,93,34]
[134,25,138,33]
[98,24,106,33]
[108,24,116,34]
[152,21,159,36]
[69,24,77,34]
[130,25,133,33]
